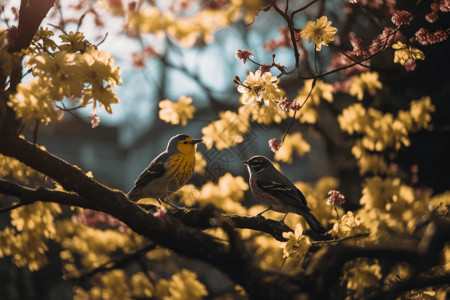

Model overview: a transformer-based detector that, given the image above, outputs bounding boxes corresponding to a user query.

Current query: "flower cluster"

[327,190,346,205]
[391,10,413,26]
[159,96,196,126]
[349,72,383,101]
[72,209,128,232]
[300,16,338,51]
[8,29,122,125]
[392,41,425,66]
[294,79,334,124]
[236,70,284,106]
[235,49,254,64]
[274,133,311,163]
[414,28,448,46]
[280,224,312,265]
[201,110,249,150]
[268,138,280,152]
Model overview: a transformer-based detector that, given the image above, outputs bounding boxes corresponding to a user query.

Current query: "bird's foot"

[256,213,266,226]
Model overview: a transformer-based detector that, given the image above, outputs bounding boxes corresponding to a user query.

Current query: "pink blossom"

[415,28,448,45]
[425,11,438,23]
[333,77,353,93]
[235,49,254,64]
[205,0,229,9]
[404,59,417,71]
[350,35,369,58]
[259,63,272,74]
[131,52,146,69]
[391,10,413,26]
[153,206,167,218]
[327,190,346,205]
[89,112,100,128]
[289,99,301,111]
[268,138,280,152]
[277,98,291,111]
[441,0,450,12]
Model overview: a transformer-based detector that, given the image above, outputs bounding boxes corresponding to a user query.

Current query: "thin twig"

[311,233,369,245]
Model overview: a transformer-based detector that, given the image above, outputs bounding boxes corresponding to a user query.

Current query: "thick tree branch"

[0,179,294,241]
[0,178,97,211]
[0,135,305,299]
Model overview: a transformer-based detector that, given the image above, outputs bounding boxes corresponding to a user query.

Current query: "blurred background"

[1,0,450,299]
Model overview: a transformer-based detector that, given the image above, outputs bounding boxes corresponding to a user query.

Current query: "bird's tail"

[301,211,327,234]
[127,188,141,202]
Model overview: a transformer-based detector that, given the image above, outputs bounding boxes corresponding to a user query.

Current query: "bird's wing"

[256,170,309,210]
[133,152,169,188]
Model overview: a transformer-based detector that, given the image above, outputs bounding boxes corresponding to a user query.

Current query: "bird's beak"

[241,161,249,165]
[192,139,203,144]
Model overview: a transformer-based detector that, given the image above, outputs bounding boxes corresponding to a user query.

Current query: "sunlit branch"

[0,178,98,211]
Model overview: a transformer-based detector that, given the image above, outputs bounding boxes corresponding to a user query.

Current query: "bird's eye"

[183,141,187,144]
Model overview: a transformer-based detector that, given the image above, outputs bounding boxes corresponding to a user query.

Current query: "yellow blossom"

[159,96,196,126]
[194,152,207,175]
[155,269,207,300]
[349,72,383,101]
[130,272,154,298]
[280,224,312,262]
[274,132,311,163]
[356,153,389,175]
[175,173,248,215]
[341,258,382,294]
[409,96,435,129]
[330,211,369,238]
[360,176,401,210]
[237,70,284,106]
[31,27,57,52]
[392,41,425,65]
[201,110,249,149]
[300,16,337,51]
[238,96,288,125]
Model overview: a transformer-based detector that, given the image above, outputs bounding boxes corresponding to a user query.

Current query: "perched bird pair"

[128,134,326,234]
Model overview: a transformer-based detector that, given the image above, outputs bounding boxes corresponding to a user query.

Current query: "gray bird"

[242,155,326,234]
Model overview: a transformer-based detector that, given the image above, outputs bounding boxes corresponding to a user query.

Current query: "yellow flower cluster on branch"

[7,28,122,125]
[293,79,333,124]
[124,0,263,46]
[341,258,382,294]
[300,16,338,51]
[159,96,196,126]
[175,173,248,215]
[155,269,208,300]
[239,98,288,125]
[0,202,62,271]
[392,41,425,65]
[274,132,311,163]
[55,220,142,277]
[237,70,284,106]
[339,97,435,176]
[280,224,312,266]
[329,211,369,239]
[201,110,250,150]
[349,72,383,101]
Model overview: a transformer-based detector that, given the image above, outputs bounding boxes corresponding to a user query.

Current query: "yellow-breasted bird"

[127,134,202,205]
[242,155,327,234]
